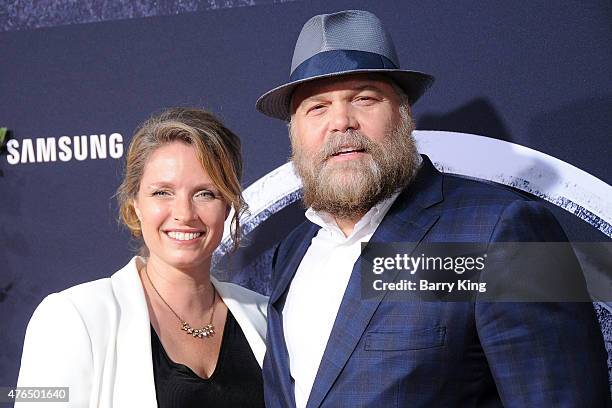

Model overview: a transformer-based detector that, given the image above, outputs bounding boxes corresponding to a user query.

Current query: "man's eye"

[355,96,375,103]
[308,104,326,114]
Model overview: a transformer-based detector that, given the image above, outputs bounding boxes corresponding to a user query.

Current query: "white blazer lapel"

[110,257,158,407]
[106,258,267,408]
[212,277,268,367]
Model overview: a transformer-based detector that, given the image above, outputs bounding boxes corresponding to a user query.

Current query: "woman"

[17,108,267,407]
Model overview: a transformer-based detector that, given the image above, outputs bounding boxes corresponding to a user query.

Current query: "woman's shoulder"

[213,278,268,306]
[213,278,269,325]
[34,257,141,322]
[59,275,113,304]
[213,279,269,363]
[17,258,144,402]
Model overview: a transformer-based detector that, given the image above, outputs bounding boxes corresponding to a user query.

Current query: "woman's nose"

[172,197,196,222]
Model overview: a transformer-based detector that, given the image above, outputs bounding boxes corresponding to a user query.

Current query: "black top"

[150,310,264,408]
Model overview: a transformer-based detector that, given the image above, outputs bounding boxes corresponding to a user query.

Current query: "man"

[256,10,609,407]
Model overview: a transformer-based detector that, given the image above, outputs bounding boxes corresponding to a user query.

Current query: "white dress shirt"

[282,193,400,408]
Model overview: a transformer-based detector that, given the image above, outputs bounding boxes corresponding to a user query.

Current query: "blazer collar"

[110,257,268,407]
[272,155,442,303]
[265,223,319,408]
[306,155,443,408]
[270,222,320,306]
[110,257,159,407]
[213,277,268,367]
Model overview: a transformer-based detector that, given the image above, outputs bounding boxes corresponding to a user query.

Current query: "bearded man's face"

[289,74,421,219]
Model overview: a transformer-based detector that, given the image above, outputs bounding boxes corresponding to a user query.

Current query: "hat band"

[289,50,398,83]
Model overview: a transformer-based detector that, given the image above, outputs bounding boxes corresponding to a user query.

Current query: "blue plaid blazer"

[263,155,609,407]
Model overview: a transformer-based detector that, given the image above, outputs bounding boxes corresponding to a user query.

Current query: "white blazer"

[16,257,268,407]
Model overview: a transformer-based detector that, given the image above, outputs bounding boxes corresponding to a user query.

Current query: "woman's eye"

[195,190,216,199]
[152,190,170,197]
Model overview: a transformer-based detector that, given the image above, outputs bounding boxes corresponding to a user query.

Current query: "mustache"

[317,130,378,162]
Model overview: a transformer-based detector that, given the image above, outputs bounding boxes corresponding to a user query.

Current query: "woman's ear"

[133,199,142,221]
[225,204,231,220]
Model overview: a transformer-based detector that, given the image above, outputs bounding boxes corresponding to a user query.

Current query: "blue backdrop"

[1,0,610,390]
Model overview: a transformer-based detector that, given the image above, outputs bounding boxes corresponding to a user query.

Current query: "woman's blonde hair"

[116,107,247,251]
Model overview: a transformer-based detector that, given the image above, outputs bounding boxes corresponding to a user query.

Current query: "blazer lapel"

[306,156,443,408]
[213,277,268,367]
[265,222,319,408]
[110,257,159,407]
[270,222,320,304]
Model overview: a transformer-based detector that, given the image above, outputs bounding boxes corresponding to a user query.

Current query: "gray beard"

[291,110,421,219]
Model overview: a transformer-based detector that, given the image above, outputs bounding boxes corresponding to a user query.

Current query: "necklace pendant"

[144,267,218,341]
[202,324,215,338]
[181,321,215,339]
[181,321,193,334]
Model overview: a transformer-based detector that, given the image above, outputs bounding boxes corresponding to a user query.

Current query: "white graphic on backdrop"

[5,133,124,164]
[215,130,612,259]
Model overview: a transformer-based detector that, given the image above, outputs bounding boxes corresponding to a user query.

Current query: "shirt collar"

[305,191,401,242]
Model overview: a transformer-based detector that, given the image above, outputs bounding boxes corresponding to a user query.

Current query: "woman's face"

[133,141,228,272]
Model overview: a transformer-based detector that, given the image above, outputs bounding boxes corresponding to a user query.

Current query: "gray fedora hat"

[256,10,434,121]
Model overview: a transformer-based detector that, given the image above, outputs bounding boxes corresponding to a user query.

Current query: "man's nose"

[329,103,358,134]
[172,196,196,222]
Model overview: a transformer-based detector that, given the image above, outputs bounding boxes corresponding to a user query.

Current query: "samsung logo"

[5,133,124,164]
